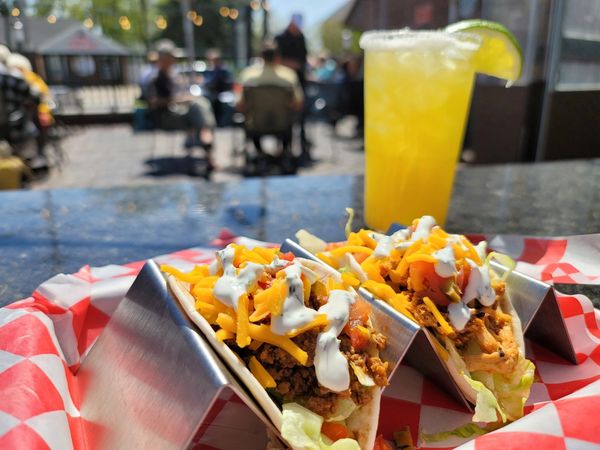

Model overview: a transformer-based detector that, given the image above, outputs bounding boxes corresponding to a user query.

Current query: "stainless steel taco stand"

[77,261,280,450]
[490,261,577,363]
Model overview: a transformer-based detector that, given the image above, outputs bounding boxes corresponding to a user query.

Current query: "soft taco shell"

[167,271,381,450]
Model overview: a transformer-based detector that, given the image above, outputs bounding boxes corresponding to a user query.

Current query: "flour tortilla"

[167,271,381,450]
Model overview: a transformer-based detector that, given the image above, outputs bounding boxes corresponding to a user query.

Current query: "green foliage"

[154,0,236,59]
[26,0,246,56]
[320,18,360,56]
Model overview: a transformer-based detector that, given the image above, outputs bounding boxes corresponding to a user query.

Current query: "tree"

[320,15,360,56]
[154,0,236,59]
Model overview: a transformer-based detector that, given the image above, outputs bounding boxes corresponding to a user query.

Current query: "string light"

[186,10,197,21]
[119,16,131,31]
[47,15,57,24]
[193,15,203,27]
[250,1,260,11]
[11,7,20,17]
[83,18,94,28]
[218,6,230,17]
[229,8,239,20]
[154,15,167,30]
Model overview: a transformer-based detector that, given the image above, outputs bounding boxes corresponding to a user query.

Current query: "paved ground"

[31,119,365,190]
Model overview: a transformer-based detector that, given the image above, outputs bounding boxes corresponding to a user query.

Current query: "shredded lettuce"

[282,403,361,450]
[328,398,358,422]
[474,358,536,422]
[349,361,375,387]
[463,375,507,423]
[296,229,327,254]
[422,422,487,442]
[485,251,517,282]
[344,208,355,238]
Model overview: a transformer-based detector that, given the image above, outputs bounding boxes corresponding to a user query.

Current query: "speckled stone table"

[1,159,599,306]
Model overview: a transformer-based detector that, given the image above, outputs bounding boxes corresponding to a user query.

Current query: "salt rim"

[359,28,481,52]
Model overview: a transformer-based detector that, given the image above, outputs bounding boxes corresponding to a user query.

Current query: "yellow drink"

[360,31,481,230]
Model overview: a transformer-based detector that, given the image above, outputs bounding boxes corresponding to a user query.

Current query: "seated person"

[145,39,216,168]
[6,53,53,167]
[203,48,233,125]
[237,42,303,154]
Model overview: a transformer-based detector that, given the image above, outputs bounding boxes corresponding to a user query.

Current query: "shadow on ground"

[144,156,211,179]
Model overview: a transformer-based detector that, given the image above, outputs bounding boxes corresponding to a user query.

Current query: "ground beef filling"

[230,327,388,419]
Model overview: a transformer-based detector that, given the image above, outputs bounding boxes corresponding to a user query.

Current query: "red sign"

[67,31,98,51]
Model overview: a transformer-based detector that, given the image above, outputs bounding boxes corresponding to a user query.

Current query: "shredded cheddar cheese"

[388,293,416,322]
[216,329,235,342]
[302,275,311,302]
[360,257,385,283]
[161,264,208,284]
[422,297,454,335]
[341,272,360,288]
[216,313,309,365]
[316,251,336,268]
[363,280,396,301]
[236,294,251,348]
[405,253,437,264]
[329,245,374,259]
[249,356,276,388]
[251,279,286,322]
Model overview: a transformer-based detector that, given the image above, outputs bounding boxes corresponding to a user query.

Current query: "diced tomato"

[347,326,370,351]
[349,297,371,324]
[321,422,350,442]
[410,261,451,307]
[279,251,295,261]
[373,434,393,450]
[457,264,471,293]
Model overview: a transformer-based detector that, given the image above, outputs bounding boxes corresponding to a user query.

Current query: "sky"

[267,0,350,50]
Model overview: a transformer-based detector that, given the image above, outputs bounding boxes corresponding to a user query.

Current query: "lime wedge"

[445,19,523,81]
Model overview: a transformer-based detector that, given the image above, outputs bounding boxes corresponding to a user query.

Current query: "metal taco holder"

[281,236,579,412]
[490,261,576,363]
[77,260,281,450]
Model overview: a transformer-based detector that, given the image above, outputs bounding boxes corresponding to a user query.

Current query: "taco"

[162,244,389,450]
[304,216,535,425]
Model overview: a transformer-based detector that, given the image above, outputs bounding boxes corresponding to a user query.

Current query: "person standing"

[203,49,233,126]
[275,13,311,163]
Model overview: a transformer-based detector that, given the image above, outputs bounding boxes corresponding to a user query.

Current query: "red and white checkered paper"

[1,234,599,450]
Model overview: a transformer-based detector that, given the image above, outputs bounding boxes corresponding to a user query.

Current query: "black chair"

[241,84,296,175]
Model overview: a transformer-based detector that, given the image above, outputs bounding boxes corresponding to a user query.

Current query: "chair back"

[242,84,294,135]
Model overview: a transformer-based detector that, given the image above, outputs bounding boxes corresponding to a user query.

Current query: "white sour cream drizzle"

[314,290,353,392]
[411,215,437,241]
[461,258,496,307]
[265,255,287,273]
[433,245,456,278]
[213,246,265,309]
[270,264,319,335]
[447,301,471,331]
[448,257,498,330]
[344,253,368,282]
[475,241,487,262]
[374,228,411,258]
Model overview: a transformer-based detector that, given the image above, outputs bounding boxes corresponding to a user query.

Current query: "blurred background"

[0,0,598,190]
